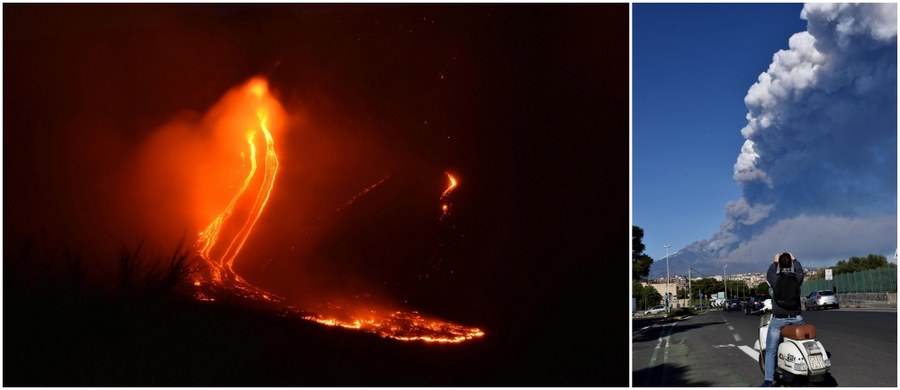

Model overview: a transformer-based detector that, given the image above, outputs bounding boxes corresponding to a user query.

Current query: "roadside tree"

[632,226,654,280]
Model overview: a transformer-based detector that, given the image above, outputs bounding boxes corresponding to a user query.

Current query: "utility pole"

[724,264,728,300]
[665,244,671,311]
[688,268,692,307]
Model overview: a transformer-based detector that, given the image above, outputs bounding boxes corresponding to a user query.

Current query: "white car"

[644,305,667,315]
[804,290,839,310]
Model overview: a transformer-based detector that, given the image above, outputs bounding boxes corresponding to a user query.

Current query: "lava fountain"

[188,77,483,344]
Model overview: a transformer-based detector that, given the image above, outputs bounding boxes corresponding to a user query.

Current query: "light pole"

[665,244,671,310]
[688,267,692,307]
[724,264,728,300]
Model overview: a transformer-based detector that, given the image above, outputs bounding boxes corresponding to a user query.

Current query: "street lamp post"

[665,244,671,311]
[688,267,692,307]
[724,264,728,300]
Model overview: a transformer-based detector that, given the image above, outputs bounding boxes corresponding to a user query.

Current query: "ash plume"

[687,3,897,272]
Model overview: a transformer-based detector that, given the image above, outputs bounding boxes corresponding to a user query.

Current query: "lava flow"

[194,78,281,294]
[440,172,457,220]
[189,77,483,344]
[293,304,485,343]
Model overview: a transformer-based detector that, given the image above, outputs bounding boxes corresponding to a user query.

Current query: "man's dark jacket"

[766,260,804,317]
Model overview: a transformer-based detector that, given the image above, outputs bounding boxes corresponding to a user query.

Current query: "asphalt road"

[632,307,897,387]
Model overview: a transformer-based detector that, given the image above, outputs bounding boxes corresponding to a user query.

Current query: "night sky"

[4,3,629,386]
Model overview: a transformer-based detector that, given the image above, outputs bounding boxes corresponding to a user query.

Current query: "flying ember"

[189,77,483,344]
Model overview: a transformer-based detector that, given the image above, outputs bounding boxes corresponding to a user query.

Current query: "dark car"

[804,290,839,310]
[723,299,741,311]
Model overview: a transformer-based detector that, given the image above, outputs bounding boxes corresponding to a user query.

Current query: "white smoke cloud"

[703,3,898,270]
[733,140,773,186]
[802,3,898,48]
[725,197,775,226]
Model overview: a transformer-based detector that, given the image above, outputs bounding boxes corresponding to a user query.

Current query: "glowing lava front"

[295,305,484,344]
[189,77,483,344]
[440,172,457,220]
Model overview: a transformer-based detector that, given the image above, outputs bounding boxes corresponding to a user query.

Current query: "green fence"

[801,267,897,296]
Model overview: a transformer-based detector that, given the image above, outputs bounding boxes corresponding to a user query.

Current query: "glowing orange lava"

[336,175,392,213]
[300,309,485,343]
[440,172,457,220]
[190,78,483,344]
[194,77,281,291]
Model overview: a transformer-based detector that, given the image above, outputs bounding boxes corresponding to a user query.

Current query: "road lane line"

[648,333,664,366]
[739,345,759,361]
[644,333,665,386]
[664,332,671,364]
[644,322,676,387]
[662,331,671,385]
[733,333,742,342]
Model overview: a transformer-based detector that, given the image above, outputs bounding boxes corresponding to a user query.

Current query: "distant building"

[642,281,681,307]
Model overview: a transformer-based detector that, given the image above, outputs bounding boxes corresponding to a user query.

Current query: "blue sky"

[632,3,897,276]
[632,3,808,262]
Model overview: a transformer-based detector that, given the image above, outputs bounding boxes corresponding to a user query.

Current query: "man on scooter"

[761,252,805,387]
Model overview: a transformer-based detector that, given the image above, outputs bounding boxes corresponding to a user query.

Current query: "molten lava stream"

[189,77,483,344]
[191,77,284,303]
[440,172,457,221]
[294,303,485,343]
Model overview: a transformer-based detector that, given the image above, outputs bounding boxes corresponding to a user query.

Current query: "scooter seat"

[781,324,816,340]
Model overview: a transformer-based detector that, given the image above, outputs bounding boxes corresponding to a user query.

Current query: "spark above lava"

[187,77,483,344]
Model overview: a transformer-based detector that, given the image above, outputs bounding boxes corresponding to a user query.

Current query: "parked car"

[644,305,667,315]
[804,290,839,310]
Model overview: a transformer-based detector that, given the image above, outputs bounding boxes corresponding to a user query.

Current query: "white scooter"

[754,298,832,385]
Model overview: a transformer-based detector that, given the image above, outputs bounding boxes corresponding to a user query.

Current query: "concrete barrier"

[835,292,897,308]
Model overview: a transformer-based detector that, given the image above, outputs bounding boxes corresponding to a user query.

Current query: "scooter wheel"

[757,350,765,374]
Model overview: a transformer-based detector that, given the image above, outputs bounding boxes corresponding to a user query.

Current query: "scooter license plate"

[808,354,825,370]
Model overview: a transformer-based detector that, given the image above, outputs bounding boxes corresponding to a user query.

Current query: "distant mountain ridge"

[647,244,755,279]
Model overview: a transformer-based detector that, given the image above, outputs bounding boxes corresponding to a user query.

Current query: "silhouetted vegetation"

[3,240,574,386]
[632,226,654,280]
[116,241,200,301]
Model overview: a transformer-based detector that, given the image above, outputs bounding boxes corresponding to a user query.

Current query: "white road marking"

[648,332,664,367]
[664,332,671,363]
[645,322,676,387]
[662,331,671,384]
[739,345,760,361]
[719,314,757,362]
[717,344,761,361]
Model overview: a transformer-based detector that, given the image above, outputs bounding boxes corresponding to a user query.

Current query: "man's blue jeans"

[765,315,806,382]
